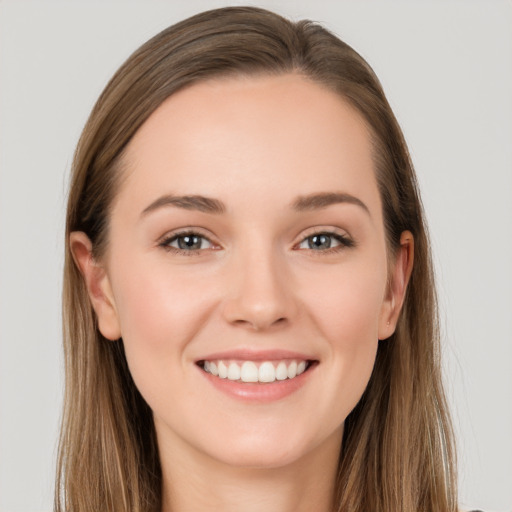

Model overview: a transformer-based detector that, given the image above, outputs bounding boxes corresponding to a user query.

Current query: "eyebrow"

[140,191,369,218]
[141,194,225,217]
[292,192,370,214]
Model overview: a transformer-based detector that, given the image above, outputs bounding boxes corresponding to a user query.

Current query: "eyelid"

[293,227,355,251]
[157,227,221,253]
[295,225,352,242]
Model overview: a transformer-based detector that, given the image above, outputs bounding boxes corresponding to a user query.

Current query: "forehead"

[117,73,380,218]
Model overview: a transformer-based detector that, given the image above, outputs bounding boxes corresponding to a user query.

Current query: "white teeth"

[202,359,311,383]
[218,361,228,379]
[287,361,297,379]
[275,362,288,381]
[240,361,258,382]
[259,362,275,383]
[227,362,241,381]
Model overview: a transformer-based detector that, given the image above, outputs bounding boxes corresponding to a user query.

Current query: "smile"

[200,359,311,383]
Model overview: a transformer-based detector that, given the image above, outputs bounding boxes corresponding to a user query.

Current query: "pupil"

[310,234,331,250]
[178,235,201,250]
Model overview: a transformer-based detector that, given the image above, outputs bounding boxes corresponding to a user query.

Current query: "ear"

[69,231,122,341]
[378,230,414,340]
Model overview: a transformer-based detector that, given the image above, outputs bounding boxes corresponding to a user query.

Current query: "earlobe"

[378,231,414,340]
[69,231,122,341]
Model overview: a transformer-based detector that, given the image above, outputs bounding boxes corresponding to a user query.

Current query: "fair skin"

[71,74,413,512]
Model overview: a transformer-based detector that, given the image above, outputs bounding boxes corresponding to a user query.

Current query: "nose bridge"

[222,237,295,330]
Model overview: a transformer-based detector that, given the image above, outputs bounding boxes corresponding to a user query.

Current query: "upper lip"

[196,348,318,362]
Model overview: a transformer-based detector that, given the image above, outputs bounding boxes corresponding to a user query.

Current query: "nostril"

[232,317,287,330]
[255,316,288,331]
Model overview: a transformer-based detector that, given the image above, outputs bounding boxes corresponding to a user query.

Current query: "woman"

[56,6,460,511]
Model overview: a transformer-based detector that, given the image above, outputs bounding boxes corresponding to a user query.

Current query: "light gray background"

[0,1,511,511]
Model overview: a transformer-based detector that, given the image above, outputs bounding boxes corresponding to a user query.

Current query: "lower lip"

[198,363,317,402]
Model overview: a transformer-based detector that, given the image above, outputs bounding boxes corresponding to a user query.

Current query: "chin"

[198,421,342,471]
[209,439,310,470]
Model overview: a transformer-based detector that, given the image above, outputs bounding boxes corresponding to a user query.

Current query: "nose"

[221,246,297,331]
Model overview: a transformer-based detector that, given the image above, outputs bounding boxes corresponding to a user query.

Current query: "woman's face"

[79,74,408,470]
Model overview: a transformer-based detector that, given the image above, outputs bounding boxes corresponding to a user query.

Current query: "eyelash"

[158,230,217,255]
[295,231,355,253]
[158,230,354,255]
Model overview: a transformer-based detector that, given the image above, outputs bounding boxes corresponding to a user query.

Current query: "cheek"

[107,254,217,399]
[308,257,387,344]
[304,258,386,411]
[111,250,216,339]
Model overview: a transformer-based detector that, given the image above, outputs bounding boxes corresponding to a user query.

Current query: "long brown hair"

[56,6,457,511]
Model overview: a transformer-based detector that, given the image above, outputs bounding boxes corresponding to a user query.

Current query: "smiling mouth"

[197,359,317,384]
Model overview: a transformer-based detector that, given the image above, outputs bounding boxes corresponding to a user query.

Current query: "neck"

[159,429,342,512]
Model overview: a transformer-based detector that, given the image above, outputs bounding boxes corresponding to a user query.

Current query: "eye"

[160,232,215,253]
[297,232,354,251]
